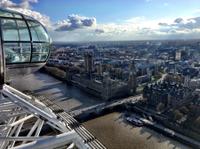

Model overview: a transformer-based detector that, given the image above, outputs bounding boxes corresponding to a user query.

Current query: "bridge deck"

[32,94,106,149]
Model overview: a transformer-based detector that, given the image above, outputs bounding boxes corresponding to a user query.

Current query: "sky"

[1,0,200,42]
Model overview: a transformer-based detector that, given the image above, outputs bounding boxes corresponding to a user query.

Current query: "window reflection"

[17,20,30,41]
[0,10,13,18]
[2,19,30,41]
[4,43,31,63]
[0,10,22,18]
[13,14,22,19]
[32,43,49,62]
[28,21,49,42]
[2,19,19,41]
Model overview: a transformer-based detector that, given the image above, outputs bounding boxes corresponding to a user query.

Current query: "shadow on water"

[11,72,103,111]
[35,72,100,99]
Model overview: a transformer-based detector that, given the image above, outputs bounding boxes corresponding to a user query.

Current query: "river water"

[11,72,102,112]
[83,112,190,149]
[12,72,190,149]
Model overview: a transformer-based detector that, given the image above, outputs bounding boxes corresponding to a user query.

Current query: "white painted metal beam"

[22,119,41,145]
[13,131,88,149]
[9,115,34,127]
[2,85,68,132]
[35,120,44,137]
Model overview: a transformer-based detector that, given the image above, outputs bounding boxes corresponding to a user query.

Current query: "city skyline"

[2,0,200,41]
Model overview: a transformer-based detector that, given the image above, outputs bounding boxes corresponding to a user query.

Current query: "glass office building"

[0,8,51,78]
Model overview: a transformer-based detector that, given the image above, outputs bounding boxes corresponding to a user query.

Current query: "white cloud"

[0,0,16,7]
[0,0,51,28]
[0,0,37,9]
[20,0,38,9]
[95,29,105,34]
[55,14,96,31]
[51,14,200,41]
[159,16,200,30]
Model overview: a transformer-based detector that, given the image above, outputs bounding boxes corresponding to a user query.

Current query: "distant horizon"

[53,38,200,44]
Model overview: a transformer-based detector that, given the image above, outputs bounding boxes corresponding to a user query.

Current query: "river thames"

[12,72,190,149]
[83,113,190,149]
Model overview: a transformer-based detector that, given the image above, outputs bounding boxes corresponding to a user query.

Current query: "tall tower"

[96,63,103,76]
[175,50,181,61]
[184,75,190,88]
[128,60,137,95]
[84,52,94,77]
[102,73,112,100]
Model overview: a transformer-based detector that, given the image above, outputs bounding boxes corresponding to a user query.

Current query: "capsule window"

[28,21,49,42]
[16,20,30,41]
[1,19,19,41]
[4,43,31,63]
[1,19,30,41]
[0,13,50,64]
[31,43,49,62]
[0,10,13,18]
